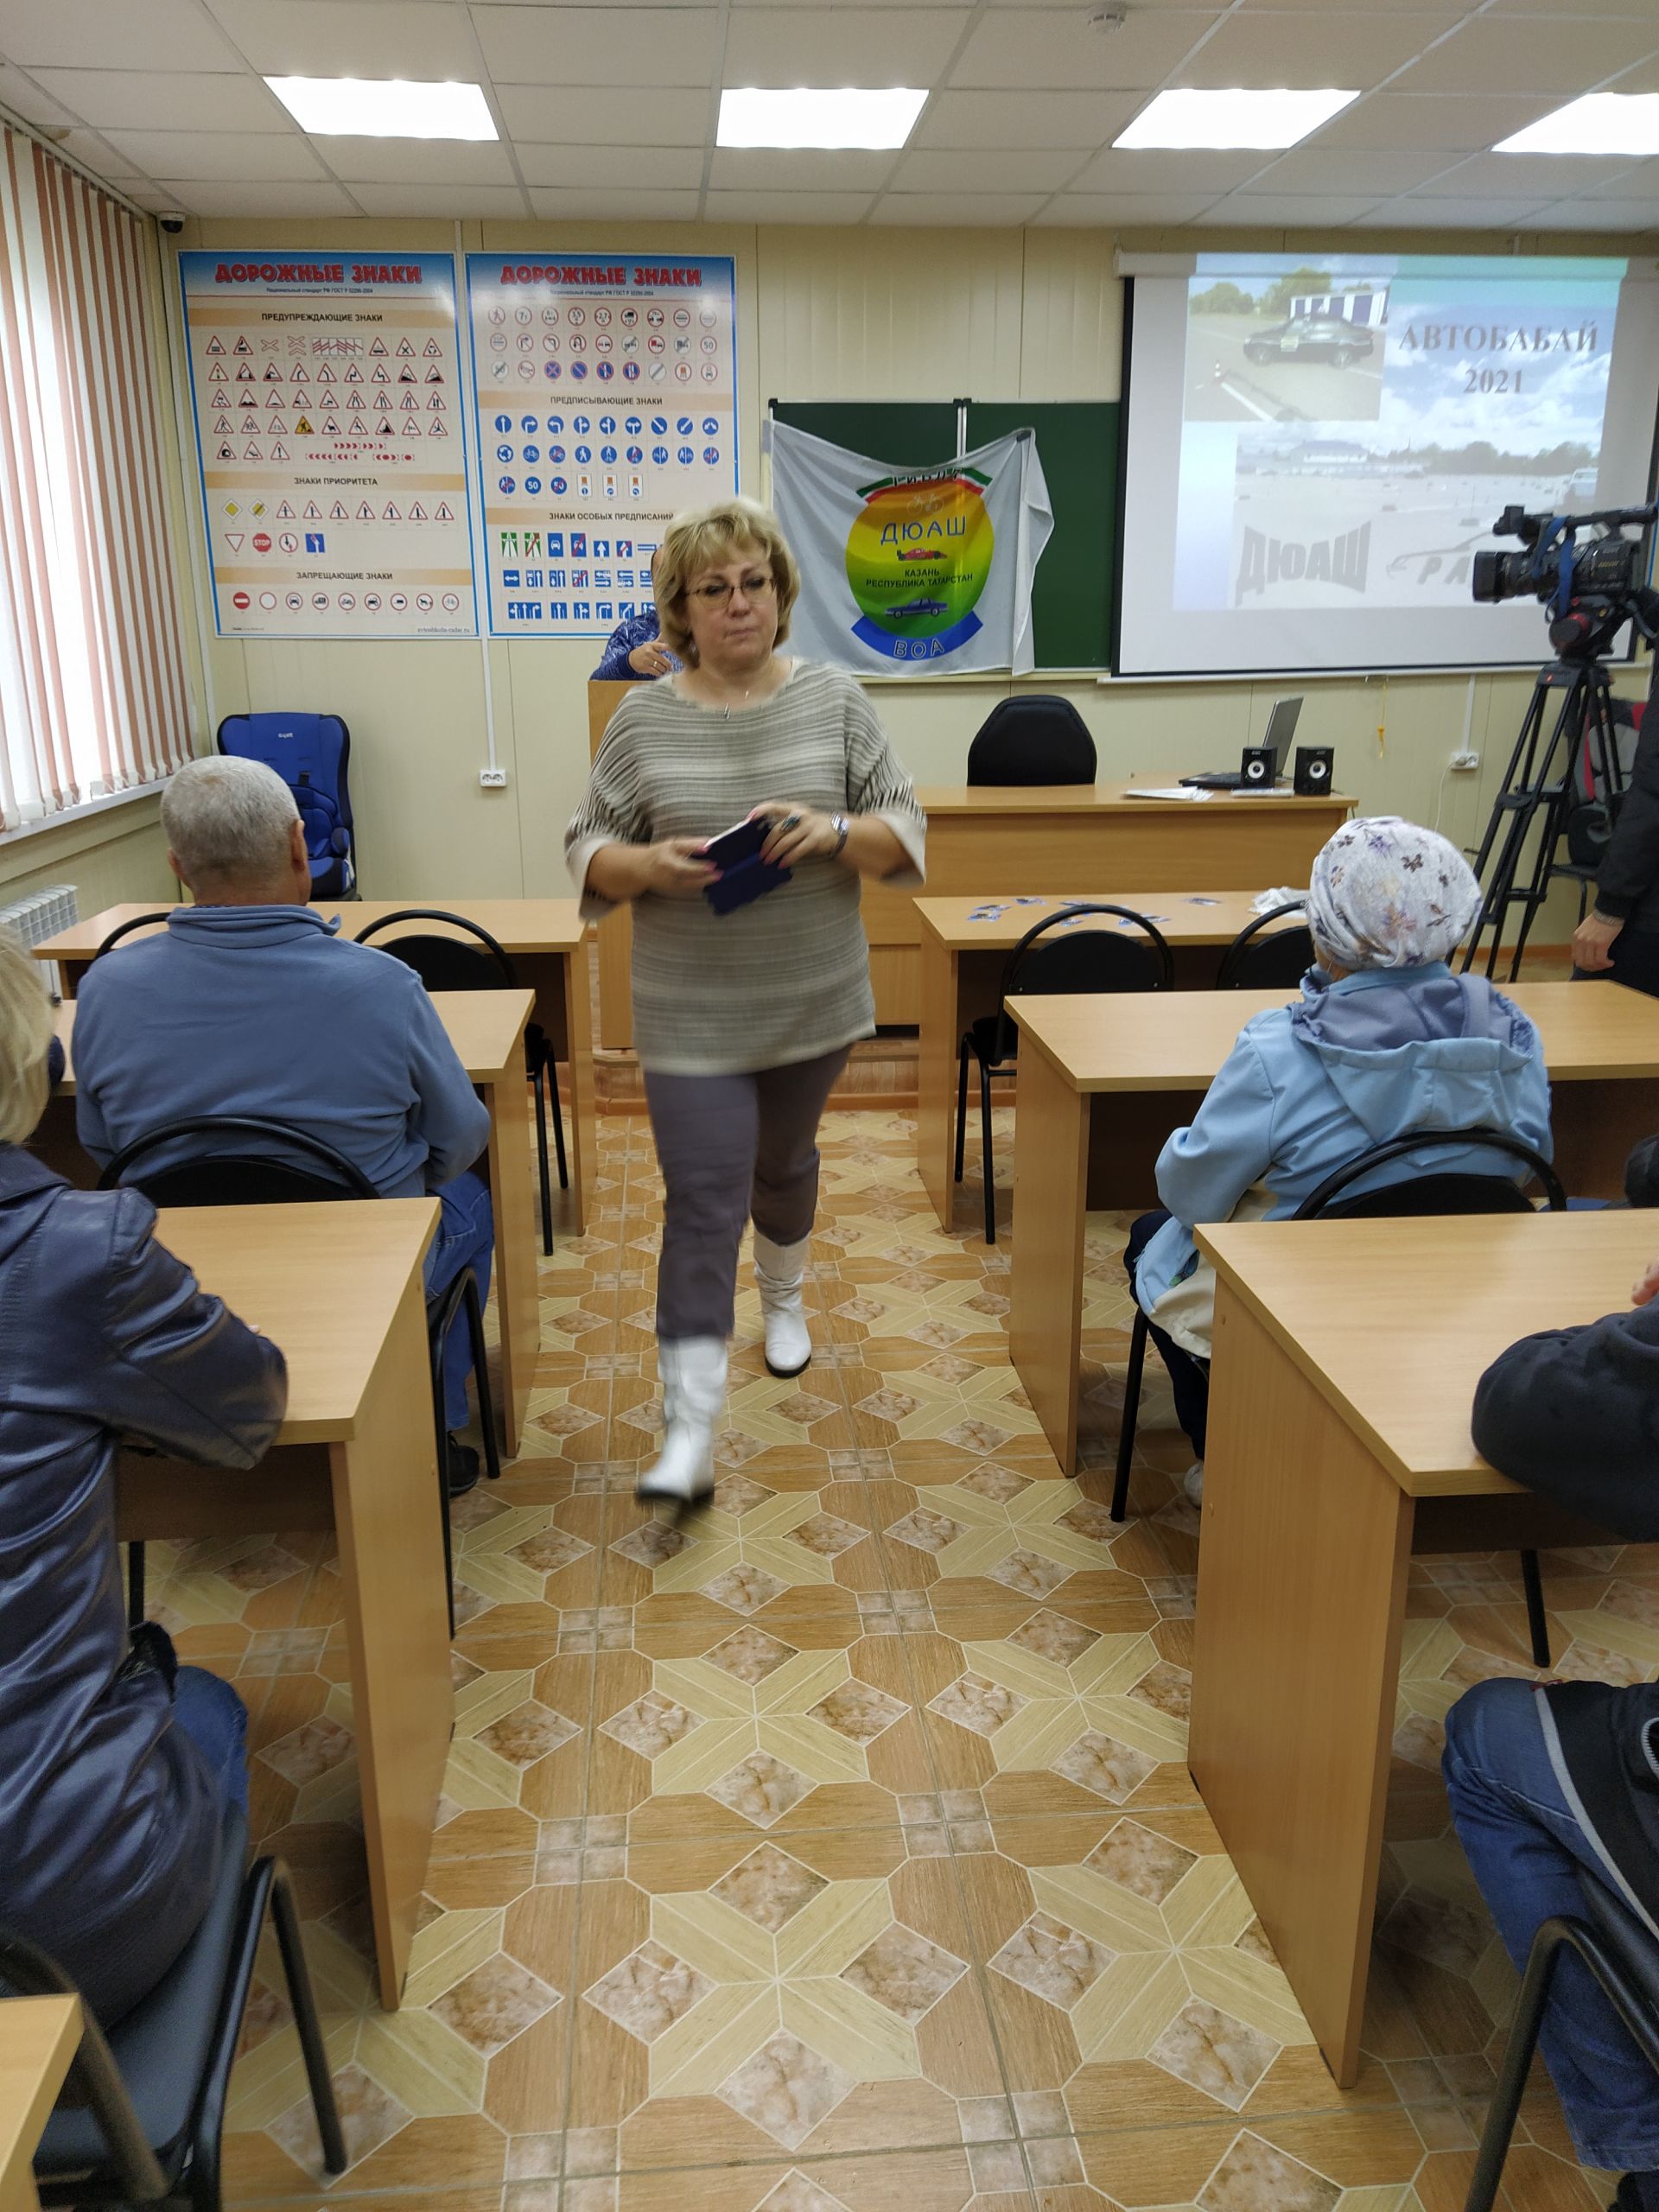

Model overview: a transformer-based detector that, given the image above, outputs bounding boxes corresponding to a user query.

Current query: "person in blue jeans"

[0,934,282,2023]
[1443,1249,1659,2210]
[74,756,493,1493]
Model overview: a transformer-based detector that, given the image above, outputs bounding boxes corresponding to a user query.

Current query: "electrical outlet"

[479,766,508,789]
[1449,750,1480,772]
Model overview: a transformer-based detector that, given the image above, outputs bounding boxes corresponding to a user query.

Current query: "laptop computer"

[1180,696,1304,791]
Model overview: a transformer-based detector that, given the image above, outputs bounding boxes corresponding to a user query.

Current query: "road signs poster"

[466,253,738,639]
[180,251,476,639]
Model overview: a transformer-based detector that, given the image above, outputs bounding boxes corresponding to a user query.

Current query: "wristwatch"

[830,812,850,855]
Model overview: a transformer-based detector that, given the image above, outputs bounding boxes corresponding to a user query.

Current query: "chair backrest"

[353,908,518,992]
[966,696,1097,787]
[1216,901,1315,991]
[0,1923,170,2203]
[94,912,173,959]
[1291,1128,1567,1221]
[994,906,1173,1061]
[96,1116,378,1207]
[217,712,354,898]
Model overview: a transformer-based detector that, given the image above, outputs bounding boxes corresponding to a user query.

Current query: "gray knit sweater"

[566,661,925,1074]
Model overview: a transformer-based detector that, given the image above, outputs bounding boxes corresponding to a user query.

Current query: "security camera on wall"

[158,213,186,235]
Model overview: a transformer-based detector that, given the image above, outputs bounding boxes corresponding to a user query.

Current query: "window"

[0,126,193,831]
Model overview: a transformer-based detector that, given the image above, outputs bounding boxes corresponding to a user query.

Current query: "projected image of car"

[1244,317,1376,369]
[888,594,950,620]
[1186,287,1386,427]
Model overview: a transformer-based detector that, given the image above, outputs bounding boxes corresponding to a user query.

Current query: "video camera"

[1472,500,1659,658]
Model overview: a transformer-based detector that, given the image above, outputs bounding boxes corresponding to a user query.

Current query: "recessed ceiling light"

[1494,92,1659,156]
[1115,86,1359,151]
[717,87,927,150]
[265,76,498,140]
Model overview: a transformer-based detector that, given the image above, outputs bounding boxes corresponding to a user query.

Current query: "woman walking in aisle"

[566,497,925,1509]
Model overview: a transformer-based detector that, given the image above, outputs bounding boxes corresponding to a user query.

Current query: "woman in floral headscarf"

[1124,817,1553,1509]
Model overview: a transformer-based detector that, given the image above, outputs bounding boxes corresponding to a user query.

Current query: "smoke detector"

[1088,4,1128,29]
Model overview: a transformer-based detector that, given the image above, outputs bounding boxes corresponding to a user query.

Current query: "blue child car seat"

[216,713,355,899]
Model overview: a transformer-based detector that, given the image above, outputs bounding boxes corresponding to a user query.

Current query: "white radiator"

[0,883,77,995]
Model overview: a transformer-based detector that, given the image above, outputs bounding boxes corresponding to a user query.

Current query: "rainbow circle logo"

[844,467,994,661]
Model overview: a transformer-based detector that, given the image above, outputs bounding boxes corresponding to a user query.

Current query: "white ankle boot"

[636,1336,727,1509]
[753,1232,812,1378]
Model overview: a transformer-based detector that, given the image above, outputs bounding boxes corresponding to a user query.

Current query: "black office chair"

[99,1115,497,1638]
[93,912,174,958]
[1463,1872,1659,2211]
[966,696,1097,786]
[1,1805,345,2209]
[957,906,1173,1247]
[1215,901,1315,991]
[354,908,563,1256]
[1111,1127,1567,1669]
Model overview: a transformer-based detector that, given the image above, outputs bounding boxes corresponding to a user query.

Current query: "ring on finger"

[781,812,801,832]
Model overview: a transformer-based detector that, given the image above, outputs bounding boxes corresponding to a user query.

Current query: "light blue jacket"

[1135,963,1554,1317]
[74,906,490,1197]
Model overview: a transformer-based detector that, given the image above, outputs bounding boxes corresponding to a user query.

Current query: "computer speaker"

[1294,745,1334,796]
[1239,746,1276,787]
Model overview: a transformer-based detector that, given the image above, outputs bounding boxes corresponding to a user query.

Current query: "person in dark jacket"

[1445,1258,1659,2207]
[0,932,287,2025]
[1572,652,1659,997]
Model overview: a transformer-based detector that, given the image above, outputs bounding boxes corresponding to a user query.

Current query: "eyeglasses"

[688,572,775,606]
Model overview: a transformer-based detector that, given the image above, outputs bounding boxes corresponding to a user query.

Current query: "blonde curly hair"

[652,496,800,663]
[0,930,53,1147]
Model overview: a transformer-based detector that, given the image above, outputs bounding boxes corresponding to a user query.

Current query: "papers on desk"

[1123,785,1214,801]
[1254,886,1308,915]
[966,897,1171,928]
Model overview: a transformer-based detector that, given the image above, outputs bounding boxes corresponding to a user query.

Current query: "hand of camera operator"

[1573,910,1623,972]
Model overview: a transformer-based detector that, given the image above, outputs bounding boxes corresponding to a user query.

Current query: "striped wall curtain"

[0,127,192,830]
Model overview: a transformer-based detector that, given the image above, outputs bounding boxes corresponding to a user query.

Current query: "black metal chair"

[99,1114,497,1638]
[2,1805,346,2209]
[1463,1873,1659,2211]
[957,906,1173,1246]
[966,696,1097,786]
[354,908,563,1255]
[1111,1127,1567,1669]
[1215,901,1315,991]
[93,912,174,958]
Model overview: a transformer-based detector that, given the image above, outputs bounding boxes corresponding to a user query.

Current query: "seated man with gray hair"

[73,755,494,1493]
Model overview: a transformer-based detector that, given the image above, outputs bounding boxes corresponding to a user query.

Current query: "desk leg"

[1009,1046,1089,1475]
[918,938,959,1230]
[561,945,596,1237]
[1191,1291,1412,2086]
[487,1037,538,1457]
[331,1269,454,2012]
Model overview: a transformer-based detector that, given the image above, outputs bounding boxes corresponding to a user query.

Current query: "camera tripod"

[1461,652,1627,982]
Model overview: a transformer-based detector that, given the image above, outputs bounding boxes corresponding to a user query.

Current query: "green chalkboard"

[966,402,1117,671]
[772,401,958,469]
[769,399,1118,670]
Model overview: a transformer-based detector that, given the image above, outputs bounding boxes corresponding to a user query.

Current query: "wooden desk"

[46,990,542,1457]
[915,891,1300,1228]
[1008,980,1659,1473]
[0,1998,79,2212]
[863,782,1352,1024]
[117,1202,448,2012]
[1191,1212,1648,2087]
[30,899,595,1237]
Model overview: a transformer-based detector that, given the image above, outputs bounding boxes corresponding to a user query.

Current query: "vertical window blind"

[0,128,192,831]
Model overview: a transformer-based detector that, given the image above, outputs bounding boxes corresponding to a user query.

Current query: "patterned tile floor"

[144,1109,1659,2212]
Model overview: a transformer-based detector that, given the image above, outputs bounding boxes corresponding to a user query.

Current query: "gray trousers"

[644,1046,849,1341]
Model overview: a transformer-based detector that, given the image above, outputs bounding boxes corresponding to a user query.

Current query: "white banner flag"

[768,421,1053,676]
